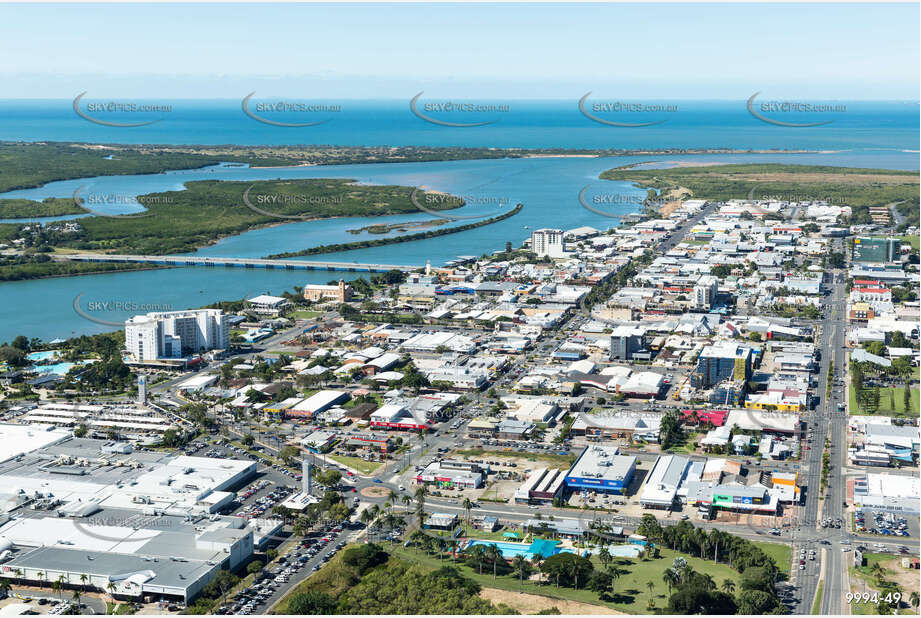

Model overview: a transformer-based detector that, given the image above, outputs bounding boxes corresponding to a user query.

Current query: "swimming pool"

[465,539,567,560]
[30,362,79,375]
[27,350,60,362]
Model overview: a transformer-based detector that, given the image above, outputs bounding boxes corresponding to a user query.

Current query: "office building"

[852,237,901,263]
[609,325,647,361]
[691,342,753,389]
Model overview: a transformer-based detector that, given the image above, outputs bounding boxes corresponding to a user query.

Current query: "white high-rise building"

[694,275,719,309]
[125,309,230,361]
[530,228,566,258]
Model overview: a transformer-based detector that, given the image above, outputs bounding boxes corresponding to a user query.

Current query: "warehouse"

[370,403,431,431]
[0,513,253,604]
[285,390,350,419]
[564,445,636,495]
[640,455,692,509]
[514,467,566,505]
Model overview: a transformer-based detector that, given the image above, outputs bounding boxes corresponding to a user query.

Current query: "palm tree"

[401,494,412,509]
[721,578,735,594]
[0,580,10,597]
[79,573,89,591]
[462,497,475,530]
[646,580,655,599]
[106,581,117,602]
[909,591,919,611]
[36,570,45,590]
[869,562,887,582]
[607,566,624,599]
[511,555,529,589]
[662,568,678,596]
[598,546,612,571]
[486,544,503,580]
[701,573,716,591]
[470,544,488,575]
[72,590,81,606]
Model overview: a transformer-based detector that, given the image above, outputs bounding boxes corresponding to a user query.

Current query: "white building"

[531,228,566,258]
[694,275,719,309]
[125,309,230,361]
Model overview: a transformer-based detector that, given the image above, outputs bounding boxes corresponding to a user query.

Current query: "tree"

[247,560,264,574]
[241,433,255,447]
[511,554,531,589]
[598,546,612,571]
[736,589,781,614]
[662,567,678,596]
[909,591,919,611]
[279,445,300,466]
[286,590,338,615]
[485,544,503,579]
[462,497,476,529]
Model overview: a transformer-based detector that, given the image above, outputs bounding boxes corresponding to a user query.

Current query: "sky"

[0,3,918,99]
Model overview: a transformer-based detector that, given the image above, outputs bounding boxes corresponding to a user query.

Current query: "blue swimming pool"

[466,539,567,560]
[27,350,60,362]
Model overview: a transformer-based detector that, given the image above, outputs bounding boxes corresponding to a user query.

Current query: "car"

[373,479,383,484]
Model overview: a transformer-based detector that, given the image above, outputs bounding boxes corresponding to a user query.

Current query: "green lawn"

[290,310,322,319]
[752,540,792,579]
[901,235,920,251]
[326,454,383,475]
[389,544,746,614]
[849,386,920,417]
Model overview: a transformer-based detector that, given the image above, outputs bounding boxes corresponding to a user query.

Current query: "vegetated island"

[347,219,449,235]
[600,163,920,225]
[0,197,86,219]
[266,203,523,259]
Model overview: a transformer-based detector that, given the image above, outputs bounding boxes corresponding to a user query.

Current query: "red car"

[351,487,357,492]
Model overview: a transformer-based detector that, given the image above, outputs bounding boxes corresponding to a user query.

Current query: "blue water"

[0,99,918,151]
[27,350,60,362]
[29,361,78,375]
[466,539,569,559]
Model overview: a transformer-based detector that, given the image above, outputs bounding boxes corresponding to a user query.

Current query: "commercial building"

[284,390,350,419]
[125,309,229,362]
[609,325,647,361]
[514,467,566,505]
[691,342,753,389]
[564,445,636,495]
[370,403,430,431]
[852,237,901,263]
[302,280,353,303]
[639,455,691,509]
[0,515,253,604]
[245,294,291,315]
[415,460,483,489]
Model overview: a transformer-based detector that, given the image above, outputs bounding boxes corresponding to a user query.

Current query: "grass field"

[849,385,920,417]
[326,454,383,475]
[453,448,577,468]
[389,544,747,614]
[290,310,322,319]
[752,540,792,579]
[901,235,920,251]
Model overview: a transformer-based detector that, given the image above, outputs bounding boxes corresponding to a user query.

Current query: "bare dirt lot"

[479,588,622,615]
